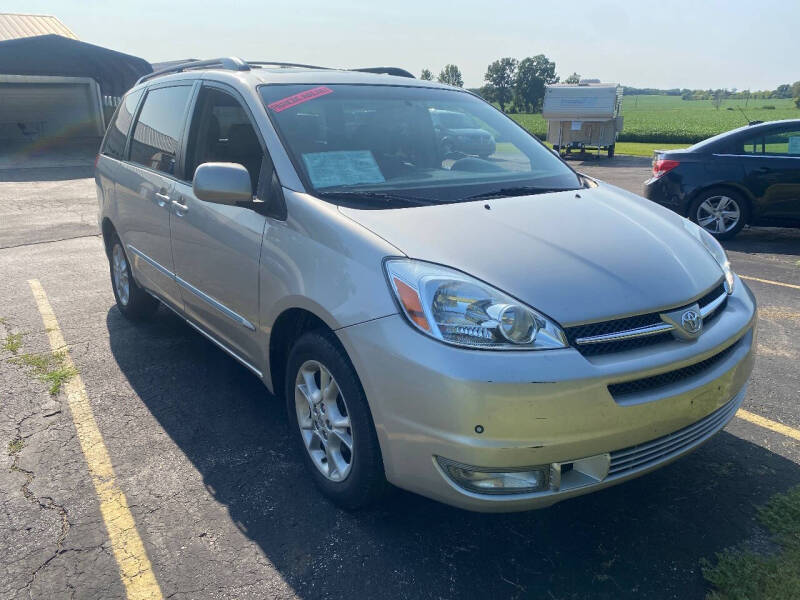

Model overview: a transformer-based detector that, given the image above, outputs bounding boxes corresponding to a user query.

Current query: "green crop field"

[510,95,799,147]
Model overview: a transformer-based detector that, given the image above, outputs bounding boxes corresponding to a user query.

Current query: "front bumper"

[336,277,757,512]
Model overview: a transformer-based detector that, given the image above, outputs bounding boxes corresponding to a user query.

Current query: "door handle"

[755,166,771,173]
[172,198,189,216]
[155,191,171,207]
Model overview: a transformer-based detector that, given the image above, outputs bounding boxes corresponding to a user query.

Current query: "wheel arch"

[686,183,754,223]
[267,307,338,397]
[101,217,117,258]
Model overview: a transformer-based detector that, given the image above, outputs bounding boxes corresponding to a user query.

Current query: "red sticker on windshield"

[268,86,333,112]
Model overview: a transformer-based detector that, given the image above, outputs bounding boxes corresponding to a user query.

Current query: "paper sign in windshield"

[302,151,385,189]
[268,86,333,112]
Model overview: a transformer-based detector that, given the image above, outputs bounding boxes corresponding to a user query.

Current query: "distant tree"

[792,81,800,107]
[438,64,463,87]
[483,58,518,112]
[477,84,495,101]
[564,72,581,84]
[513,54,559,112]
[420,68,433,81]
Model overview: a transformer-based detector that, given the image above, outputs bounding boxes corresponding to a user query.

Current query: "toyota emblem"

[681,310,702,335]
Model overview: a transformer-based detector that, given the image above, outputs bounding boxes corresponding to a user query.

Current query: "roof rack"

[136,58,416,85]
[247,61,332,70]
[136,57,250,85]
[351,67,415,78]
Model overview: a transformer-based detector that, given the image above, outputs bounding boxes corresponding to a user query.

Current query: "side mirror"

[193,162,252,205]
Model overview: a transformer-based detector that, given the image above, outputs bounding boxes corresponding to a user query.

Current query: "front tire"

[285,331,387,509]
[689,189,748,239]
[109,235,159,320]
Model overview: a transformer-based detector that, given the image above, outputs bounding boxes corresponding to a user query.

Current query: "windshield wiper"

[317,190,436,206]
[460,186,574,201]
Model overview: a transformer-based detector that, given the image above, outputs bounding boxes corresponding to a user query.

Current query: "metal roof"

[0,13,77,42]
[0,35,151,96]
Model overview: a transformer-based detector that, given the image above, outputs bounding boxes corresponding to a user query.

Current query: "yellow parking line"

[28,279,163,600]
[737,409,800,442]
[739,275,800,291]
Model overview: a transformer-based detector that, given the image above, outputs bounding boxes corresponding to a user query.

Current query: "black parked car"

[644,119,800,239]
[430,109,496,158]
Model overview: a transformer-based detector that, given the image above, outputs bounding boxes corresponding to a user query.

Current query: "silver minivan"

[96,58,756,512]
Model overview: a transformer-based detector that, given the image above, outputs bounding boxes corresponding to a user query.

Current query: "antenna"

[737,106,752,126]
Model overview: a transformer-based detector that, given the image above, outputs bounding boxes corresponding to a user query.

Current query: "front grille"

[607,338,741,399]
[608,395,741,477]
[564,282,727,356]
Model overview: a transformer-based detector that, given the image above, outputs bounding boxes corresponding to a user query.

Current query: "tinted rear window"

[101,89,143,160]
[129,85,193,176]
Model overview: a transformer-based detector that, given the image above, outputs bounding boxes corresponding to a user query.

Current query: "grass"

[11,350,77,396]
[7,437,25,455]
[702,485,800,599]
[510,95,799,145]
[2,332,23,354]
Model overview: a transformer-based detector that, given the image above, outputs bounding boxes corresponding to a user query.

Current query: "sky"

[6,0,798,91]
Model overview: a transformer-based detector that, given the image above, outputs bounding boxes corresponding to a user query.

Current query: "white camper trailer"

[542,82,623,157]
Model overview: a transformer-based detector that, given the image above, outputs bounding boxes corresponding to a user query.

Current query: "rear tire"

[285,330,388,509]
[109,235,159,320]
[689,188,748,240]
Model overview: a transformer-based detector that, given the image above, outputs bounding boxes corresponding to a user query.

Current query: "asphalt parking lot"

[1,155,799,600]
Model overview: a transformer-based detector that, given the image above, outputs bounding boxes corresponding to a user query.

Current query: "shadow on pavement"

[725,226,800,257]
[108,307,800,600]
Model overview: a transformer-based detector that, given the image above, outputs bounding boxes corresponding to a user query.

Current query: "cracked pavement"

[1,158,799,599]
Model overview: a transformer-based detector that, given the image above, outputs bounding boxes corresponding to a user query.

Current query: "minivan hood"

[339,184,724,325]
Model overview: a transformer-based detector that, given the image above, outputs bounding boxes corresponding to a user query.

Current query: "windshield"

[259,84,581,207]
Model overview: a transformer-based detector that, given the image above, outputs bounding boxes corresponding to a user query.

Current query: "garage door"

[0,75,105,142]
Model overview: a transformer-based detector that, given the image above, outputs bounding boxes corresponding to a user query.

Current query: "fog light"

[436,457,549,495]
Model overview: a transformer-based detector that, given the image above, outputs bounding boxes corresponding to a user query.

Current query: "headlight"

[384,259,567,350]
[684,220,735,293]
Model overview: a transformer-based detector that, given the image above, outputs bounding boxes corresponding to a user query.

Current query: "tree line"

[420,55,575,113]
[625,83,800,108]
[421,61,800,111]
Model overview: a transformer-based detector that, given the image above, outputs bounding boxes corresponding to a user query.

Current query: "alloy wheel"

[696,195,741,234]
[295,360,354,482]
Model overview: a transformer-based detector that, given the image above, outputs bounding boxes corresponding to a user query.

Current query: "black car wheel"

[689,189,748,239]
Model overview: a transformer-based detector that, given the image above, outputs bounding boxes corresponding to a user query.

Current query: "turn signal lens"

[392,277,430,331]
